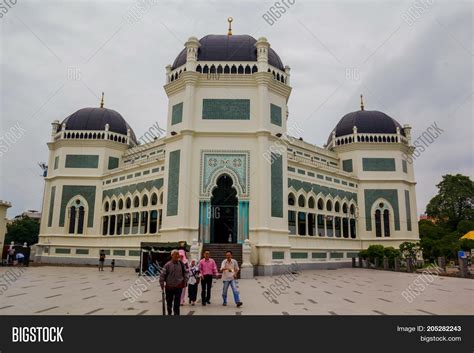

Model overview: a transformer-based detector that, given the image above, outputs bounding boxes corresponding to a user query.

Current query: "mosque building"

[36,20,419,275]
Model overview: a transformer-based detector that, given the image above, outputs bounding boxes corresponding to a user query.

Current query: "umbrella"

[461,231,474,240]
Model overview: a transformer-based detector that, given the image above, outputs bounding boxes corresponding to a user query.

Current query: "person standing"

[178,249,189,305]
[187,259,200,305]
[99,250,106,271]
[159,249,188,315]
[111,259,115,272]
[220,250,243,307]
[199,250,217,306]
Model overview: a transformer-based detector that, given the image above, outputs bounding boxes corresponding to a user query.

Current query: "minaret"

[360,94,365,111]
[255,37,270,73]
[100,92,105,108]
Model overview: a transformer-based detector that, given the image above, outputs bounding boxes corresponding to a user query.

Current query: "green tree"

[5,217,40,245]
[426,174,474,230]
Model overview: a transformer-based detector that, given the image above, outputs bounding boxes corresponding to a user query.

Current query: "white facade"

[36,34,419,275]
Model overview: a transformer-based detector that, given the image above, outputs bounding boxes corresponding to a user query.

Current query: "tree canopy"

[5,217,40,246]
[426,174,474,230]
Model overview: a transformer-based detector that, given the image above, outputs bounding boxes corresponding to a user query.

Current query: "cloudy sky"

[0,0,472,218]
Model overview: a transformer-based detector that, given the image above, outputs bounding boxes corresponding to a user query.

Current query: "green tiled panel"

[171,102,183,125]
[270,104,282,126]
[405,190,412,231]
[129,250,140,257]
[55,248,71,254]
[271,153,283,218]
[291,252,308,259]
[308,172,315,177]
[108,157,119,170]
[362,158,395,171]
[288,178,358,202]
[54,156,59,170]
[312,252,327,259]
[297,169,305,175]
[59,185,96,227]
[364,189,400,231]
[330,252,344,259]
[113,250,126,256]
[346,252,359,258]
[65,155,99,168]
[167,150,180,216]
[402,159,408,173]
[76,249,89,255]
[47,186,56,227]
[102,179,164,199]
[202,99,250,120]
[317,174,324,180]
[342,159,353,172]
[272,251,285,260]
[102,250,111,255]
[288,167,295,172]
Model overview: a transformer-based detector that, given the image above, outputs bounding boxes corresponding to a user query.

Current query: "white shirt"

[220,259,239,281]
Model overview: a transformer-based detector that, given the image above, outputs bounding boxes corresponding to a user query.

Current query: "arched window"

[126,197,131,209]
[317,199,324,210]
[342,203,348,214]
[383,210,390,237]
[298,195,305,208]
[118,199,124,210]
[151,193,158,206]
[159,193,164,205]
[133,196,140,208]
[142,195,148,207]
[68,206,76,234]
[326,200,332,212]
[150,210,158,233]
[308,197,315,209]
[334,216,341,237]
[375,210,382,237]
[117,214,123,235]
[104,202,110,212]
[335,201,340,213]
[109,215,116,235]
[374,201,391,237]
[111,200,116,211]
[77,206,85,234]
[288,193,295,206]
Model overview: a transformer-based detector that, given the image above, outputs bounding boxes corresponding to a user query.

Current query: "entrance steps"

[201,243,243,274]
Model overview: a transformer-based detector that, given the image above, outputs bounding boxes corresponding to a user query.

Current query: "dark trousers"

[188,283,198,302]
[165,287,183,315]
[201,275,213,303]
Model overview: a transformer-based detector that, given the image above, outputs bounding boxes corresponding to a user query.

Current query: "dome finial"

[227,17,233,36]
[360,94,364,111]
[100,92,104,108]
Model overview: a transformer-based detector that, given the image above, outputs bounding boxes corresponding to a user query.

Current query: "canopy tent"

[138,241,190,276]
[461,231,474,240]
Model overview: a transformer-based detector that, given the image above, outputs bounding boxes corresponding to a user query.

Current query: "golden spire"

[227,17,233,36]
[360,94,364,111]
[100,92,104,108]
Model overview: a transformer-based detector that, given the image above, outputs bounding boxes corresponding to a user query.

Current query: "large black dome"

[172,34,285,70]
[328,110,405,145]
[59,107,137,143]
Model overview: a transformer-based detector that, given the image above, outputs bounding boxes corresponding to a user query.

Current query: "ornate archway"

[210,174,238,243]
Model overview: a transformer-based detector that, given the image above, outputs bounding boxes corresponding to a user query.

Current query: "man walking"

[159,249,188,315]
[199,250,217,306]
[99,250,106,271]
[220,250,243,307]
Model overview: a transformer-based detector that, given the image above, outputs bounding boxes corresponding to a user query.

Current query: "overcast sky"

[0,0,472,219]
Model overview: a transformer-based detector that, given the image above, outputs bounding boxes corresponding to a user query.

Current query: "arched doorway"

[210,174,238,243]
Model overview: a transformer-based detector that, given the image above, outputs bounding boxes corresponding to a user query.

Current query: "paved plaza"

[0,266,472,315]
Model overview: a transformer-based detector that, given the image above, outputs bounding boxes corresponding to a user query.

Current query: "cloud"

[0,0,471,219]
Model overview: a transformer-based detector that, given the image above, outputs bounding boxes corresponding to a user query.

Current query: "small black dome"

[172,34,284,70]
[59,107,137,143]
[328,110,405,145]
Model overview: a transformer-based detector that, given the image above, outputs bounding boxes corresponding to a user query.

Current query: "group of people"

[5,247,25,266]
[98,250,115,272]
[159,249,243,315]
